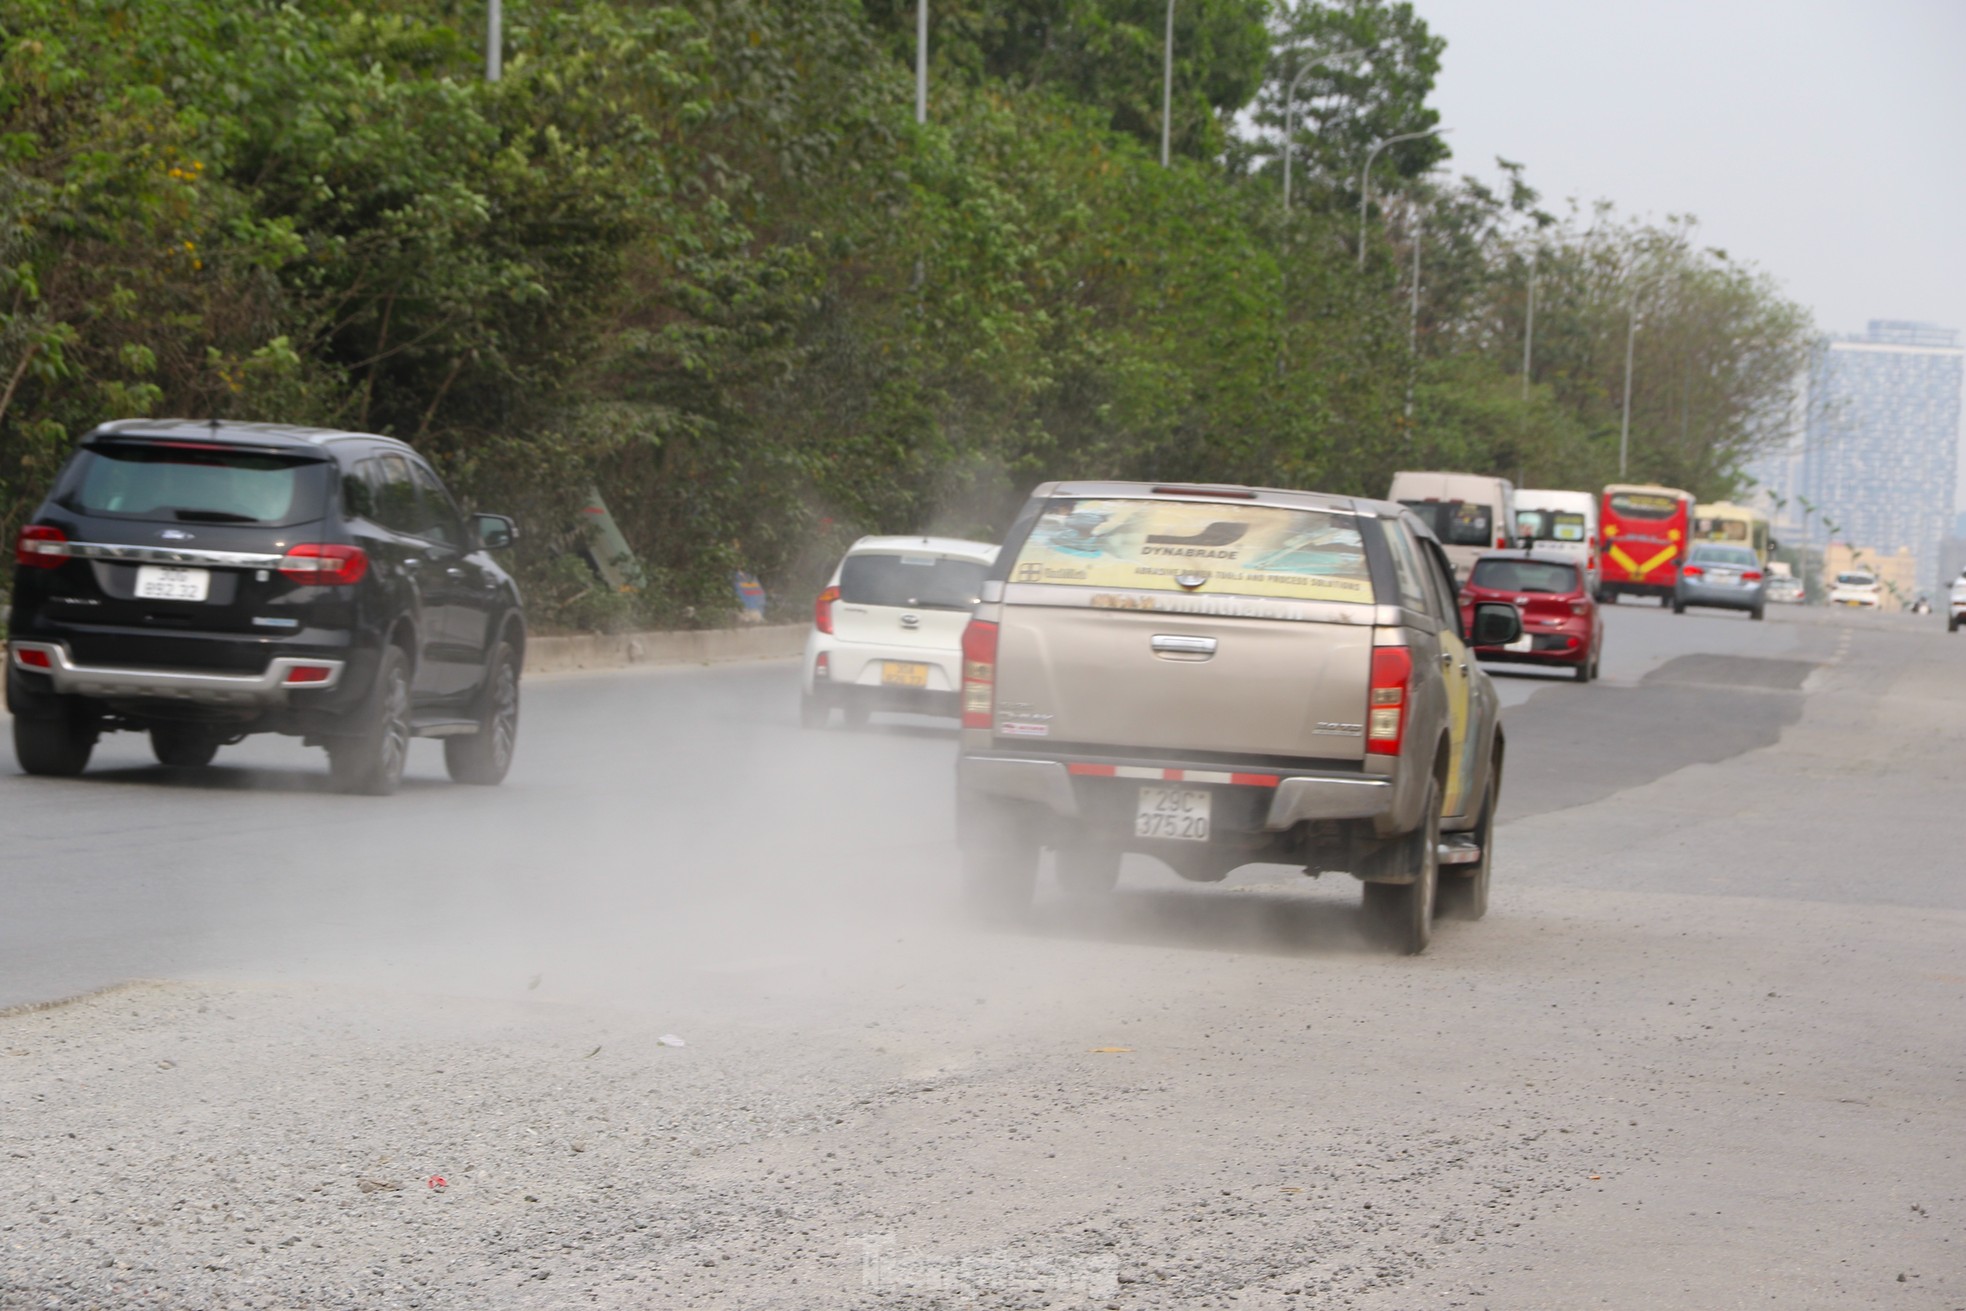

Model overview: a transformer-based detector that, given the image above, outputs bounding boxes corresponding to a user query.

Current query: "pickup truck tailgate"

[994,605,1372,760]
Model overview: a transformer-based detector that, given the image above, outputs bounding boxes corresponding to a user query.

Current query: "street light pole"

[1619,289,1638,478]
[1281,47,1367,214]
[485,0,502,81]
[1161,0,1175,167]
[916,0,928,124]
[1357,127,1448,268]
[1521,244,1537,399]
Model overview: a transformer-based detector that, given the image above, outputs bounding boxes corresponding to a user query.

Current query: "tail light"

[813,585,839,635]
[15,646,53,669]
[1570,601,1591,616]
[961,619,998,730]
[1682,565,1704,577]
[15,525,69,570]
[1367,646,1412,757]
[283,664,336,685]
[1743,571,1763,583]
[1496,535,1507,549]
[277,543,368,585]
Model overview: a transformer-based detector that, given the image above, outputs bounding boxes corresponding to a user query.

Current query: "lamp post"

[1619,288,1639,478]
[916,0,928,125]
[1161,0,1175,167]
[1357,127,1448,268]
[1521,244,1537,399]
[485,0,501,81]
[1281,46,1367,214]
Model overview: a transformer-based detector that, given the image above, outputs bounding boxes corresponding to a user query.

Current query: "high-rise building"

[1786,321,1964,593]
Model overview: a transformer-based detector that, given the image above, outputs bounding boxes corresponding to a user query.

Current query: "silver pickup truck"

[955,481,1523,953]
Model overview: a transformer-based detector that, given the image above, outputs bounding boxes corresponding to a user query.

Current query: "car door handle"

[1150,634,1217,656]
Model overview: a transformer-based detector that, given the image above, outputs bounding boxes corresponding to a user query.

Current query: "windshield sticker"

[1012,500,1373,602]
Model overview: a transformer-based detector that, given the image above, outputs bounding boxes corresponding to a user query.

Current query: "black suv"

[7,419,524,794]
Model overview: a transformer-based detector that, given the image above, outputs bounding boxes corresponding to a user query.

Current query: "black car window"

[57,442,329,528]
[1376,518,1432,614]
[840,553,989,611]
[1470,559,1579,594]
[1400,499,1494,547]
[409,461,464,548]
[369,455,422,537]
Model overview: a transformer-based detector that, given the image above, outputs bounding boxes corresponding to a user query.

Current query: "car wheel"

[328,645,413,796]
[1437,768,1495,922]
[12,703,96,778]
[959,799,1041,921]
[799,694,829,729]
[1055,842,1121,898]
[150,723,220,769]
[1362,779,1440,955]
[1671,596,1686,614]
[1950,615,1960,633]
[1751,605,1765,622]
[444,642,520,786]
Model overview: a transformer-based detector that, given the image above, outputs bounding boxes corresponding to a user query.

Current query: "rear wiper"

[172,509,261,523]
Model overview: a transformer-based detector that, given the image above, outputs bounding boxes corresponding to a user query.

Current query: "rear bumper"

[1678,582,1763,610]
[958,753,1391,830]
[9,640,345,708]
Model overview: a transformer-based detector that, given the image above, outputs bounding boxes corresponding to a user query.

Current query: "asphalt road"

[2,602,1961,1309]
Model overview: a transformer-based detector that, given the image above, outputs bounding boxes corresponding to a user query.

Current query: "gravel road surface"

[3,605,1960,1309]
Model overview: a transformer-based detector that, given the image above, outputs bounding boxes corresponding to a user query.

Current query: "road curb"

[524,624,805,675]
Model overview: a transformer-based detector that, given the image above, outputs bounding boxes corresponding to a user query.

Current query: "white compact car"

[801,536,999,728]
[1827,570,1881,609]
[1948,570,1966,633]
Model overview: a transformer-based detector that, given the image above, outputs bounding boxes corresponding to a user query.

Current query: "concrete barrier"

[524,624,806,676]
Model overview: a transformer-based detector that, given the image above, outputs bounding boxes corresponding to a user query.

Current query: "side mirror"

[1471,601,1522,648]
[472,512,518,551]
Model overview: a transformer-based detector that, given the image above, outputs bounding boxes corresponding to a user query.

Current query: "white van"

[1513,488,1600,592]
[1387,472,1519,580]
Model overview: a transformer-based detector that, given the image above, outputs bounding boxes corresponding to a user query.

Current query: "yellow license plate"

[881,661,929,688]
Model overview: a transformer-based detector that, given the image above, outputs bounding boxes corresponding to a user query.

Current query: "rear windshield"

[839,552,990,611]
[1689,546,1757,567]
[56,442,329,527]
[1399,499,1493,546]
[1469,558,1578,594]
[1517,509,1587,543]
[1695,518,1752,542]
[1008,498,1374,603]
[1608,491,1681,520]
[1834,572,1877,587]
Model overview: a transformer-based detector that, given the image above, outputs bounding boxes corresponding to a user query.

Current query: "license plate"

[135,565,210,602]
[880,660,929,688]
[1503,633,1534,652]
[1135,786,1211,842]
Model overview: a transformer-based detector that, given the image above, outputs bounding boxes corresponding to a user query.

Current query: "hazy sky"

[1410,0,1966,506]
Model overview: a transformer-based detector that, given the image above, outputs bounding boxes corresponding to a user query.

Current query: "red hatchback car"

[1459,551,1603,682]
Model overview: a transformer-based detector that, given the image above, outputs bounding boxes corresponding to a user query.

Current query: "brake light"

[961,619,998,730]
[1743,571,1763,583]
[1682,565,1704,577]
[1367,646,1412,757]
[15,525,69,570]
[1496,535,1507,549]
[16,646,52,669]
[277,543,368,585]
[814,585,839,635]
[283,664,335,685]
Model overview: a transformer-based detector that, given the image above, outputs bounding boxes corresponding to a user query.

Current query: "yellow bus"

[1692,501,1771,565]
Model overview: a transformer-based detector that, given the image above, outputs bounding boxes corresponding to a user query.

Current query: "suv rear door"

[990,494,1377,760]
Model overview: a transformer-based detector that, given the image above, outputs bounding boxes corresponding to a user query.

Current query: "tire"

[1671,596,1686,614]
[1055,842,1121,898]
[959,799,1041,921]
[1950,615,1959,633]
[150,723,220,769]
[12,707,96,777]
[327,645,413,796]
[1361,779,1440,955]
[1751,605,1765,622]
[1437,769,1494,922]
[799,695,829,729]
[1573,657,1592,683]
[444,642,520,786]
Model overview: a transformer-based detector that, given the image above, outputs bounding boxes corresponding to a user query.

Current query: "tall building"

[1791,321,1964,592]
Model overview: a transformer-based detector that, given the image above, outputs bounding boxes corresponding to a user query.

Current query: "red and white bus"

[1599,484,1694,604]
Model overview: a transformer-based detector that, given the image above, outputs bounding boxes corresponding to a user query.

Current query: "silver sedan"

[1673,543,1767,619]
